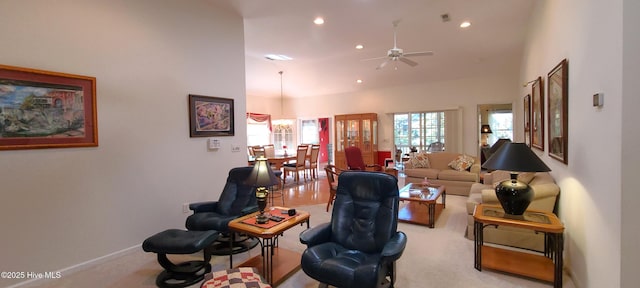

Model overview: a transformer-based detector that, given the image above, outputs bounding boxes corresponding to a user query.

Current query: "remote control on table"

[269,215,284,222]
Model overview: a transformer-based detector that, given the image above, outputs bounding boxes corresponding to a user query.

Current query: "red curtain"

[246,113,272,131]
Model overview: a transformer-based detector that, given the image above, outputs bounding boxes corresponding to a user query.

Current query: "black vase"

[495,178,533,215]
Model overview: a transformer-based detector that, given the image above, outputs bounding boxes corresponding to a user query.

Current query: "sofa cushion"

[404,168,439,180]
[448,154,475,171]
[408,152,430,168]
[438,169,478,182]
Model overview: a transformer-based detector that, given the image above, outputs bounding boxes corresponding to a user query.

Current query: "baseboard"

[6,244,141,288]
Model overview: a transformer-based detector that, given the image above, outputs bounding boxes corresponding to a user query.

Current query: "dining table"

[248,155,296,170]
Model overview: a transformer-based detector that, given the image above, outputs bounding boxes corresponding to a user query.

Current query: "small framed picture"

[531,77,544,151]
[547,59,568,164]
[524,94,531,147]
[188,94,234,137]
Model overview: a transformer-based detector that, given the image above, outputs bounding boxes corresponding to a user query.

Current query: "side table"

[228,207,310,286]
[473,204,564,288]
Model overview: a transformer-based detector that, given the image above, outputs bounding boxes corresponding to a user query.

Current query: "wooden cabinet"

[334,113,378,170]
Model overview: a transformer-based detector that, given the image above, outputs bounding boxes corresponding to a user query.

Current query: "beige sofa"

[465,171,560,252]
[403,152,480,196]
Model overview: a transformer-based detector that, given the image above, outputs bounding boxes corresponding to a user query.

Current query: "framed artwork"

[547,59,568,164]
[189,94,234,137]
[524,94,531,147]
[0,64,98,150]
[531,76,544,151]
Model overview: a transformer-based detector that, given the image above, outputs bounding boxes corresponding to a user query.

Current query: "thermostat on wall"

[208,138,221,149]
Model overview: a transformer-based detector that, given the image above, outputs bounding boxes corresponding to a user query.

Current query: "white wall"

[522,0,626,287]
[621,0,640,286]
[269,68,521,156]
[0,1,247,286]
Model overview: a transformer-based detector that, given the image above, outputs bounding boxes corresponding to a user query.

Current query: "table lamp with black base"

[246,157,280,224]
[481,142,551,216]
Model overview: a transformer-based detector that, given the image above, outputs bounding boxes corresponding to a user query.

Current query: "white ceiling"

[215,0,535,98]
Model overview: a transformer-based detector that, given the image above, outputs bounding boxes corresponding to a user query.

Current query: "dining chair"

[251,146,265,158]
[283,145,309,183]
[324,164,342,212]
[305,144,321,179]
[263,144,275,158]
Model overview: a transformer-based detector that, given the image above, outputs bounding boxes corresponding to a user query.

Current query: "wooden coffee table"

[398,183,446,228]
[228,207,310,286]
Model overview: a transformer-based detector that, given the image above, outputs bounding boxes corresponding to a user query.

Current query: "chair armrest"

[299,223,332,247]
[481,189,500,205]
[381,231,407,262]
[189,201,219,213]
[241,205,259,215]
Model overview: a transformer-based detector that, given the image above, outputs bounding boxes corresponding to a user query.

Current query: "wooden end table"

[228,207,310,286]
[398,183,446,228]
[473,204,564,288]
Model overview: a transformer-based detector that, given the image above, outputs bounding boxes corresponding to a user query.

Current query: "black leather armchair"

[299,171,407,288]
[185,166,259,254]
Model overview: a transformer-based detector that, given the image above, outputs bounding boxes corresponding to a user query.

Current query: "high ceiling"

[215,0,534,98]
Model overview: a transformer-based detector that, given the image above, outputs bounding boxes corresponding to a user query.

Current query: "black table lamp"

[246,157,280,223]
[480,124,492,146]
[481,143,551,215]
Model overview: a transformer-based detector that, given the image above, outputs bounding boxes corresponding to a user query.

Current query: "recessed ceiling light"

[314,17,325,25]
[265,54,293,61]
[460,21,471,28]
[356,79,363,84]
[355,44,364,50]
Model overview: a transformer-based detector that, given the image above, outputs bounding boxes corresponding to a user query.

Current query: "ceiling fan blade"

[361,55,389,62]
[399,57,418,67]
[403,51,434,57]
[376,60,390,70]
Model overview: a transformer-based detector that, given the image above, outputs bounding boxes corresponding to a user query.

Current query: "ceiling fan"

[363,20,434,70]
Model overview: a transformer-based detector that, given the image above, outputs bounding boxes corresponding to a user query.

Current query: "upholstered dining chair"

[283,145,309,183]
[305,144,321,179]
[344,146,382,171]
[251,146,265,158]
[300,171,407,288]
[324,164,342,212]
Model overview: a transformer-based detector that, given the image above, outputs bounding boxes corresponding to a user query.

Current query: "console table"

[473,204,564,288]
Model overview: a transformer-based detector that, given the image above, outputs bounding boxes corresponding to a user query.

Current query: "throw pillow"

[408,153,430,168]
[448,154,475,171]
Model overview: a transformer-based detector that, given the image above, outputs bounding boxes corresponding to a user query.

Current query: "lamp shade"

[482,143,551,215]
[482,142,551,172]
[245,157,280,187]
[480,124,493,134]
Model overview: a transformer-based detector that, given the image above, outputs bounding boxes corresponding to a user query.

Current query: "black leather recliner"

[299,171,407,288]
[185,166,259,254]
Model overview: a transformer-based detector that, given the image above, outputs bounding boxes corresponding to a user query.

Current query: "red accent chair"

[344,146,382,171]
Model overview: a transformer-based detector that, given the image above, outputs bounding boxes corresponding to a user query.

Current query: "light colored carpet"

[18,196,575,288]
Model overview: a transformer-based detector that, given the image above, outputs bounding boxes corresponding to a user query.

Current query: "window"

[394,111,446,154]
[272,119,295,154]
[487,111,513,146]
[300,119,319,144]
[247,118,270,146]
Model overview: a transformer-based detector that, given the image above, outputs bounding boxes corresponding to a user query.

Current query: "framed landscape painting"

[189,94,234,137]
[548,59,568,164]
[0,65,98,150]
[524,94,531,147]
[531,77,544,151]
